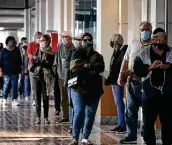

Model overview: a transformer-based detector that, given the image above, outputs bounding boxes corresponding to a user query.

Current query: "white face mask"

[73,40,80,48]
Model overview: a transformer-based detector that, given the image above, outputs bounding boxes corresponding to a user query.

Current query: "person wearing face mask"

[118,21,152,144]
[27,31,42,106]
[104,34,128,133]
[53,31,75,123]
[133,28,172,145]
[32,34,54,124]
[0,36,22,106]
[18,40,31,102]
[69,33,105,145]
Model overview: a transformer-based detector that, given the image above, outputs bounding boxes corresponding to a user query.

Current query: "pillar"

[35,0,39,32]
[142,0,148,21]
[53,0,64,34]
[46,0,54,30]
[119,0,128,44]
[128,0,142,44]
[150,0,165,30]
[39,0,46,33]
[96,0,119,125]
[64,0,75,35]
[24,8,30,39]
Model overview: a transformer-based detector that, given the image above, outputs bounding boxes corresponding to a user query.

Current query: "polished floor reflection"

[0,100,161,145]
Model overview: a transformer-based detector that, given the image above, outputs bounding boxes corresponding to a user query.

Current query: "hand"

[32,56,38,59]
[149,60,162,70]
[120,70,131,78]
[0,71,3,77]
[117,73,127,86]
[159,63,170,69]
[83,63,89,68]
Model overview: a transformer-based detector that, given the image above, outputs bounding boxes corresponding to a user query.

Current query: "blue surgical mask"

[36,38,41,44]
[62,38,67,45]
[7,43,14,48]
[82,40,93,48]
[73,40,80,48]
[141,31,150,40]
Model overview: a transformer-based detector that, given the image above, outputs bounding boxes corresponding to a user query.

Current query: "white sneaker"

[3,99,7,105]
[32,101,35,106]
[12,100,20,106]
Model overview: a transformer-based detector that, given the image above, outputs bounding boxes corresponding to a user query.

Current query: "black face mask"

[154,43,166,50]
[110,41,114,48]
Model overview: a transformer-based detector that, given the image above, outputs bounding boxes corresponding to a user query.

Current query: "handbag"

[68,76,87,88]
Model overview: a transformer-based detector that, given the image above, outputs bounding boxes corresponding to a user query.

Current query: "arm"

[133,56,149,77]
[90,53,105,73]
[0,50,4,77]
[27,43,32,59]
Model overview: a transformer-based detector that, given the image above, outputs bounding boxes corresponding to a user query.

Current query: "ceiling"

[0,0,35,30]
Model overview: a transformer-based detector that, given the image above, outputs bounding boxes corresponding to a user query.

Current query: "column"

[24,8,29,39]
[64,0,75,35]
[39,0,46,33]
[168,0,172,46]
[119,0,128,44]
[46,0,54,30]
[142,0,148,21]
[127,0,142,44]
[96,0,119,125]
[150,0,165,30]
[35,0,39,32]
[53,0,64,34]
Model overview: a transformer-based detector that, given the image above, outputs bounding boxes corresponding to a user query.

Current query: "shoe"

[69,140,78,145]
[110,126,121,132]
[44,118,50,124]
[35,118,41,124]
[32,101,35,106]
[68,128,72,134]
[116,127,126,134]
[12,100,20,106]
[55,110,60,116]
[3,99,7,105]
[56,118,69,124]
[81,140,93,145]
[119,137,137,144]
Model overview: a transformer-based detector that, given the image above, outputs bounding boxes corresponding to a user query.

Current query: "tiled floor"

[0,100,162,145]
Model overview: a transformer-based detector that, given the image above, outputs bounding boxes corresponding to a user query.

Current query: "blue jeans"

[18,73,31,98]
[112,84,126,128]
[68,88,73,129]
[125,80,144,140]
[3,74,19,100]
[71,89,100,140]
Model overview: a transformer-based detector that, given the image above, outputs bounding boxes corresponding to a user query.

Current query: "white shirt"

[123,39,145,71]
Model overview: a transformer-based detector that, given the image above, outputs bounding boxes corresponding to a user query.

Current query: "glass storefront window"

[74,0,97,39]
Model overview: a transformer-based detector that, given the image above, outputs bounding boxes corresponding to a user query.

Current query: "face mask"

[73,40,80,48]
[23,45,27,49]
[7,43,14,48]
[110,41,114,48]
[36,38,41,44]
[40,42,46,48]
[62,38,68,45]
[82,40,93,48]
[141,31,150,41]
[154,43,166,50]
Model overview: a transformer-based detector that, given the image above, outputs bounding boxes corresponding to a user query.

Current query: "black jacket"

[69,47,105,97]
[105,45,128,85]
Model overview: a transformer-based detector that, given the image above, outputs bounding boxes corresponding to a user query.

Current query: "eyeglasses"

[83,39,92,42]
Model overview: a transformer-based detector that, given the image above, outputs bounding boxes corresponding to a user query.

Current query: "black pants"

[53,75,61,112]
[33,77,49,118]
[143,95,172,145]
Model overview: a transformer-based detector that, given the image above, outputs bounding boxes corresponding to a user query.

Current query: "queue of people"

[0,22,171,145]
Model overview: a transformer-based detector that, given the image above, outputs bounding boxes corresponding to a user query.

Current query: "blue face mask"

[62,38,68,45]
[7,43,14,48]
[141,31,150,40]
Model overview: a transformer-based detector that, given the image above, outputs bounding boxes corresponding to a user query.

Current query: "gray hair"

[140,21,152,30]
[111,34,124,45]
